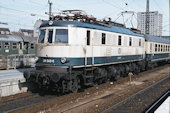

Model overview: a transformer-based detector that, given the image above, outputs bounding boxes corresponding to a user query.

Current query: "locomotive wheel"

[71,77,81,93]
[114,70,120,80]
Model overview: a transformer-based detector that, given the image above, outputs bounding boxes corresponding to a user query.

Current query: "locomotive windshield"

[38,29,68,44]
[38,30,45,43]
[55,29,68,43]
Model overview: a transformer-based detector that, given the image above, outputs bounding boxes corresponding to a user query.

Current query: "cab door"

[85,30,93,66]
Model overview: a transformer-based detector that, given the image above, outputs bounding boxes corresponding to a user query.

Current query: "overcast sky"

[0,0,169,35]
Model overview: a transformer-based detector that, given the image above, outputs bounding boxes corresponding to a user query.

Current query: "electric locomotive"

[24,10,170,93]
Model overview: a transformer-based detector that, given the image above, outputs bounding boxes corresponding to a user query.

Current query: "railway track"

[56,65,169,113]
[0,92,38,106]
[59,75,169,113]
[0,91,57,113]
[0,64,169,113]
[101,75,170,113]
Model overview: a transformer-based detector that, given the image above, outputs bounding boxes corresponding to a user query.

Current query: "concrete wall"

[0,78,28,97]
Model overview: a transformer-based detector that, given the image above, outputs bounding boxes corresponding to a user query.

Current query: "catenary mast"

[145,0,150,34]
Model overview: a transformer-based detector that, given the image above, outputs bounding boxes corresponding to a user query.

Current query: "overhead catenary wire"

[0,5,47,18]
[0,0,169,36]
[102,0,125,11]
[153,0,169,18]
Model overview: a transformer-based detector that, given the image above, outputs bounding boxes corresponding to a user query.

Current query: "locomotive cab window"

[38,29,45,43]
[102,33,106,44]
[48,29,53,43]
[55,29,68,43]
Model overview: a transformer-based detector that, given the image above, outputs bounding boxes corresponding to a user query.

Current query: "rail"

[101,75,170,113]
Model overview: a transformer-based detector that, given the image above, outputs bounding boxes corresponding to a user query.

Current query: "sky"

[0,0,169,36]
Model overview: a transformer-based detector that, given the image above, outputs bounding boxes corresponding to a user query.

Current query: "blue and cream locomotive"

[24,10,170,93]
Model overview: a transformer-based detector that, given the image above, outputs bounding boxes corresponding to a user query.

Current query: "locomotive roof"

[40,20,144,38]
[145,34,170,44]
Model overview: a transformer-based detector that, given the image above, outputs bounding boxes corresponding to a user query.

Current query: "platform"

[0,68,35,97]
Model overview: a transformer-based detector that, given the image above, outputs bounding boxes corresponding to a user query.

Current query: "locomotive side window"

[87,30,90,45]
[12,43,17,49]
[118,35,121,45]
[4,42,9,49]
[102,33,106,44]
[38,30,45,43]
[55,29,68,43]
[48,29,53,43]
[139,39,141,46]
[129,37,132,46]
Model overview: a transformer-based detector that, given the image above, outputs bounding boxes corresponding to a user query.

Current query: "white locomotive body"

[36,21,145,68]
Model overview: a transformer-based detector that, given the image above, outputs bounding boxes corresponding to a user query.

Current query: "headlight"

[49,21,53,25]
[61,57,66,64]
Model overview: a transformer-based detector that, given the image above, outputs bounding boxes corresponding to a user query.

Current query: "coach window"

[48,29,53,43]
[158,44,160,52]
[38,29,45,43]
[0,42,1,49]
[139,39,141,46]
[161,45,163,52]
[55,29,68,43]
[155,44,157,52]
[163,45,165,52]
[87,30,90,45]
[31,43,34,49]
[102,33,106,44]
[12,43,17,49]
[150,43,152,52]
[4,42,9,49]
[118,35,121,45]
[129,37,132,46]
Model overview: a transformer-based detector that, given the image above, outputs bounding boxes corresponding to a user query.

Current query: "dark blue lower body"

[146,53,169,62]
[36,54,144,68]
